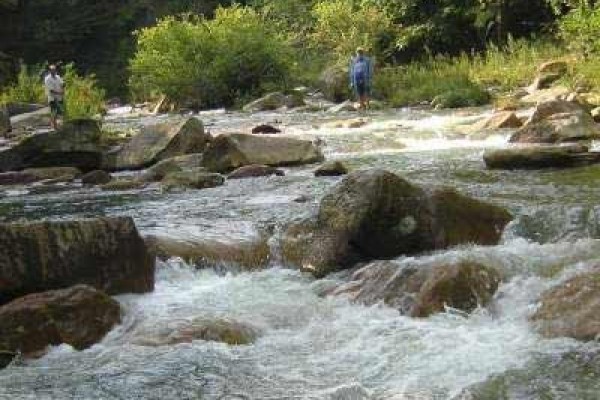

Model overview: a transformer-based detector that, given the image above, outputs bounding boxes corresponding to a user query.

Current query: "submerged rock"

[81,169,111,185]
[161,169,224,190]
[0,216,154,304]
[330,260,501,317]
[282,169,511,277]
[483,144,600,169]
[145,232,270,270]
[531,267,600,341]
[314,160,349,177]
[104,118,211,171]
[202,133,324,173]
[100,178,147,191]
[132,317,259,347]
[0,285,121,356]
[141,153,204,182]
[227,164,284,179]
[251,124,281,134]
[455,350,600,400]
[0,119,102,172]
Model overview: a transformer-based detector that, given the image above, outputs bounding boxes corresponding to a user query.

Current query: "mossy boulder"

[483,144,600,170]
[330,260,501,317]
[0,216,154,304]
[531,267,600,341]
[281,169,511,277]
[0,119,102,172]
[104,118,211,171]
[0,285,121,357]
[161,169,224,191]
[201,133,324,173]
[22,167,81,182]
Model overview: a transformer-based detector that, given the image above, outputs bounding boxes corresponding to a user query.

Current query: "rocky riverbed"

[1,104,600,399]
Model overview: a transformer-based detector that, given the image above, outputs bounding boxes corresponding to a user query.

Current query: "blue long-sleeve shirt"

[349,55,373,89]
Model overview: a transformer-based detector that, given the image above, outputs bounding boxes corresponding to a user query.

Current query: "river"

[0,107,599,399]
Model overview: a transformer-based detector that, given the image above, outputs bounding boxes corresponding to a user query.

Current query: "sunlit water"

[1,107,600,399]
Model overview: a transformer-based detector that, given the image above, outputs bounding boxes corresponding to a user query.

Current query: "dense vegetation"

[2,0,600,113]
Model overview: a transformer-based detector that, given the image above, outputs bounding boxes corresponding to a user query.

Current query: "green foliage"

[374,63,489,108]
[129,6,295,108]
[559,4,600,57]
[62,64,106,119]
[310,0,397,62]
[0,64,45,105]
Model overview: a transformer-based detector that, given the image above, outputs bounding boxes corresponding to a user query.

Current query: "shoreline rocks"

[0,216,155,305]
[0,285,121,357]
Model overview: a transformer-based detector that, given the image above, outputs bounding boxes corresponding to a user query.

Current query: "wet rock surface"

[282,169,512,276]
[201,133,324,173]
[0,119,102,172]
[81,169,112,185]
[314,160,349,176]
[227,164,285,179]
[161,169,225,190]
[483,144,600,169]
[0,216,154,304]
[104,118,211,171]
[531,267,600,341]
[329,260,501,317]
[0,284,121,357]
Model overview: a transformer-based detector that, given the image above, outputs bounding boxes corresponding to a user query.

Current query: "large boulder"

[0,119,102,172]
[0,285,121,356]
[104,118,211,171]
[510,100,600,144]
[319,64,350,102]
[282,170,512,277]
[483,144,600,170]
[471,111,522,131]
[530,267,600,341]
[202,133,324,173]
[329,260,501,317]
[0,216,155,305]
[0,105,10,136]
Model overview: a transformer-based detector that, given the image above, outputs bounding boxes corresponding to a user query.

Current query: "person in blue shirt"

[349,47,373,111]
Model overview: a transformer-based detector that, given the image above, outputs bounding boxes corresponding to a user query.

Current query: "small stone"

[251,124,281,134]
[314,161,349,177]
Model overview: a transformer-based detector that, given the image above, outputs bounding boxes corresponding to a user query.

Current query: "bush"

[129,6,295,108]
[310,0,397,62]
[62,64,106,119]
[559,4,600,58]
[0,64,46,105]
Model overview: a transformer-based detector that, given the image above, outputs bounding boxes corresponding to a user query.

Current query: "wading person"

[44,64,65,130]
[349,47,373,111]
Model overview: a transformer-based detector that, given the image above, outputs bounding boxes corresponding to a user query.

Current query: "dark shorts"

[49,100,64,116]
[355,80,368,97]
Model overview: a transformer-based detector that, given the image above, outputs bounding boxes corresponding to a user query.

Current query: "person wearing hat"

[44,64,65,130]
[349,47,373,111]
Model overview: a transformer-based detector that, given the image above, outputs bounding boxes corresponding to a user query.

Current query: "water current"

[1,107,599,399]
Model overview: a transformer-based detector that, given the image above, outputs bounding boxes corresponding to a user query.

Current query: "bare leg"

[50,115,57,130]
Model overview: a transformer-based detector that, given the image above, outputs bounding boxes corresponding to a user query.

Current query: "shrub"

[62,64,106,119]
[559,4,600,58]
[310,0,397,62]
[0,64,46,105]
[129,6,295,108]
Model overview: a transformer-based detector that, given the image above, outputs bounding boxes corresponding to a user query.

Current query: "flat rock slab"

[484,144,600,169]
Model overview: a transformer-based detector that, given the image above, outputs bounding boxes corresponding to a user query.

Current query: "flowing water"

[1,107,600,399]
